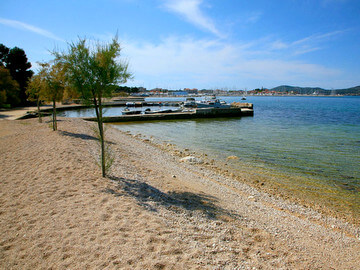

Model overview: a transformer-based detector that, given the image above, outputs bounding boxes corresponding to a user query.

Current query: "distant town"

[117,85,360,97]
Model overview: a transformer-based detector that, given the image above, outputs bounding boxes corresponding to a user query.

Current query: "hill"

[270,85,360,95]
[335,85,360,95]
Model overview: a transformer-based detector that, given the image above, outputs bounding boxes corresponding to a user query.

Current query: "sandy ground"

[0,107,41,120]
[0,117,359,269]
[0,104,75,120]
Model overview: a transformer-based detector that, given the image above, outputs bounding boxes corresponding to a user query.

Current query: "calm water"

[60,96,360,218]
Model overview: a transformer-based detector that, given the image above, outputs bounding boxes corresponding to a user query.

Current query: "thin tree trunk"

[52,99,57,131]
[98,96,105,177]
[92,93,106,177]
[37,98,42,123]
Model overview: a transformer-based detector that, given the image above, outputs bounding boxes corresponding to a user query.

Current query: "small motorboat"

[122,108,142,115]
[125,102,135,107]
[183,97,197,107]
[144,108,182,114]
[196,95,231,108]
[241,89,247,100]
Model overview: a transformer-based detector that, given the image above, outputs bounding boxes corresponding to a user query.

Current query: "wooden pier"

[84,106,254,123]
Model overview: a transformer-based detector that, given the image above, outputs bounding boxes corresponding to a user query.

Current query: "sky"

[1,0,359,90]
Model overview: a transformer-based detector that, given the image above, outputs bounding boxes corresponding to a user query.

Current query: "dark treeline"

[114,86,140,94]
[0,44,33,107]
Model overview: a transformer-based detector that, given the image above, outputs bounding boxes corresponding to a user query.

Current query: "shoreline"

[106,121,360,239]
[112,123,360,227]
[1,118,359,268]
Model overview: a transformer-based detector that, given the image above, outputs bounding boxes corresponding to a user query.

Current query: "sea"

[59,96,360,221]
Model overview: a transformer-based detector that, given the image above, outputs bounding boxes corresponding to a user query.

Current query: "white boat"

[196,96,231,108]
[241,89,247,100]
[144,108,182,114]
[122,108,142,115]
[125,102,135,107]
[183,97,197,107]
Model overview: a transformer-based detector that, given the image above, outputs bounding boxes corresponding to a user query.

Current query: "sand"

[0,107,40,120]
[0,117,359,269]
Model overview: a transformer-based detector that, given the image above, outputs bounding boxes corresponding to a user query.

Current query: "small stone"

[179,156,203,164]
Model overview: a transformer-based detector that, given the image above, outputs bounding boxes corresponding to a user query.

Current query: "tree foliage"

[0,66,20,107]
[56,36,132,177]
[37,61,66,130]
[114,86,140,94]
[0,44,33,106]
[0,44,10,63]
[26,74,42,103]
[26,74,44,122]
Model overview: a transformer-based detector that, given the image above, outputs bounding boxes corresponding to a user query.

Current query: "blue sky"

[1,0,359,90]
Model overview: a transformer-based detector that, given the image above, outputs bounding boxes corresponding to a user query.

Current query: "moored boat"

[122,108,142,115]
[144,108,183,114]
[183,97,197,107]
[196,95,231,108]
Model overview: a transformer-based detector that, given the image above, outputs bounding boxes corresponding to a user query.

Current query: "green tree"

[0,44,33,106]
[57,37,131,177]
[0,66,20,107]
[26,74,44,122]
[0,44,10,63]
[37,61,65,131]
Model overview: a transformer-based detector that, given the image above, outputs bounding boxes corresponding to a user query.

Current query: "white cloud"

[265,29,347,56]
[0,17,64,42]
[245,11,263,24]
[162,0,224,38]
[293,46,321,56]
[292,30,346,46]
[121,35,340,89]
[270,40,289,50]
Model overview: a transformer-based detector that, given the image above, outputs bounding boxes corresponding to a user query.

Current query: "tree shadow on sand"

[59,130,115,145]
[59,130,98,141]
[105,176,239,221]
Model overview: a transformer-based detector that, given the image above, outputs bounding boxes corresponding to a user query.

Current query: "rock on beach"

[179,156,203,164]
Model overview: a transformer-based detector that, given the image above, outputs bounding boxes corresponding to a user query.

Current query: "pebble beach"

[1,117,359,269]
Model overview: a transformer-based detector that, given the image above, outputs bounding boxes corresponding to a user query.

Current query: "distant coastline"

[125,85,360,98]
